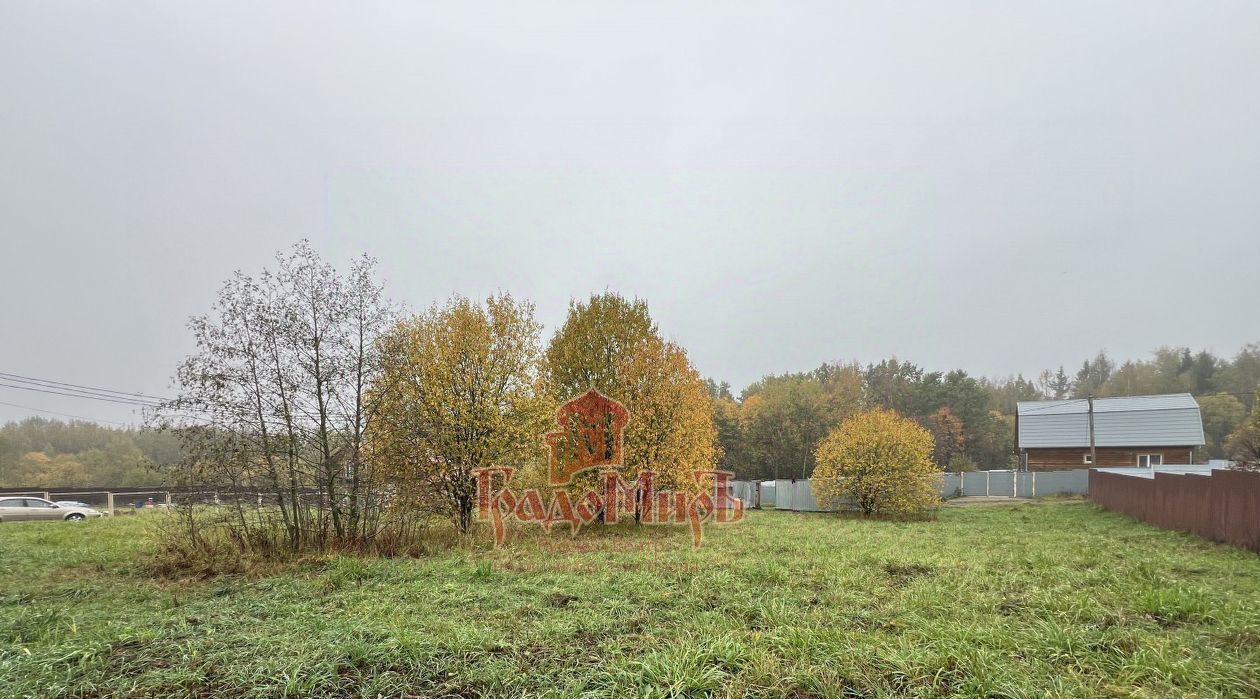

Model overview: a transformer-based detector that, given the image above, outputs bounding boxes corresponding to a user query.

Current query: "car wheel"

[65,513,86,522]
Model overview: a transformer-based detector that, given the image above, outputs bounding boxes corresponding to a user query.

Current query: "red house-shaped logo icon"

[545,389,629,486]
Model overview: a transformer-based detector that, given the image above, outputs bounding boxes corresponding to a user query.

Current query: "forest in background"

[712,344,1260,480]
[1,343,1257,488]
[0,418,181,488]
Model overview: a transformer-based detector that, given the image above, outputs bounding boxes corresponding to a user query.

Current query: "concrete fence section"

[1089,467,1260,553]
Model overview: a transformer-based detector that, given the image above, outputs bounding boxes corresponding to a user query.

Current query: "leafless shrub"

[149,242,436,561]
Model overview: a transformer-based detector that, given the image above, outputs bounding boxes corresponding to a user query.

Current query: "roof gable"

[1016,393,1205,448]
[1016,393,1200,416]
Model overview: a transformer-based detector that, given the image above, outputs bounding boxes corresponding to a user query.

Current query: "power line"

[0,400,129,426]
[0,386,208,427]
[0,381,162,407]
[0,372,261,429]
[0,371,174,403]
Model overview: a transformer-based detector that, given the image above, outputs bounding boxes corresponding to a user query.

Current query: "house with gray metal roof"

[1015,393,1205,471]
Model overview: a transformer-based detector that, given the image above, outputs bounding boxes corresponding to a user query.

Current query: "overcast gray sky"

[1,1,1258,425]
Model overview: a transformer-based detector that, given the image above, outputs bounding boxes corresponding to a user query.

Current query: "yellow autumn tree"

[369,294,551,533]
[545,293,717,497]
[616,334,718,494]
[812,409,940,517]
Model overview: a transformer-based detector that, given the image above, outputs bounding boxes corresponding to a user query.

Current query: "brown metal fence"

[1089,468,1260,553]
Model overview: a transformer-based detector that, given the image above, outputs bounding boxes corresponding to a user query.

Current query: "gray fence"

[775,479,825,511]
[756,469,1090,512]
[1023,469,1089,496]
[730,480,777,507]
[949,470,1089,498]
[731,480,759,507]
[958,470,1012,497]
[0,489,173,516]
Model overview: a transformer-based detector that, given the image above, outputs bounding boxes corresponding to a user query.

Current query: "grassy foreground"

[1,502,1259,698]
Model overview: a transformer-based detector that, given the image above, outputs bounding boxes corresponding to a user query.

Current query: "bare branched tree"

[152,241,398,554]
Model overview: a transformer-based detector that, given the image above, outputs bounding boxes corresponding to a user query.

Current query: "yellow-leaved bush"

[812,409,941,517]
[544,293,718,498]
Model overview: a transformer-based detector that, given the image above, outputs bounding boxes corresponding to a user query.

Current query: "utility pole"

[1087,395,1097,467]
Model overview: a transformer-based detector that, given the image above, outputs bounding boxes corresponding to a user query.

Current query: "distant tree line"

[708,362,1016,480]
[708,344,1260,480]
[4,344,1257,492]
[4,343,1256,492]
[0,418,181,488]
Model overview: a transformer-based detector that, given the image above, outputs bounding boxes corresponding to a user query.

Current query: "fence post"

[986,471,990,496]
[1032,472,1037,498]
[165,491,172,507]
[106,491,115,517]
[42,491,50,501]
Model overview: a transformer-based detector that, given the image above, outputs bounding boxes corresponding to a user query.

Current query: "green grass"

[2,502,1259,698]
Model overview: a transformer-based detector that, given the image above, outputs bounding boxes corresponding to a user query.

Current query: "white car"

[0,497,104,522]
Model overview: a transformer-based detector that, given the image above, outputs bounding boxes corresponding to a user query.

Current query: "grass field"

[2,501,1259,698]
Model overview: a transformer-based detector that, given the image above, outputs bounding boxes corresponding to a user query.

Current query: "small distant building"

[1015,393,1205,472]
